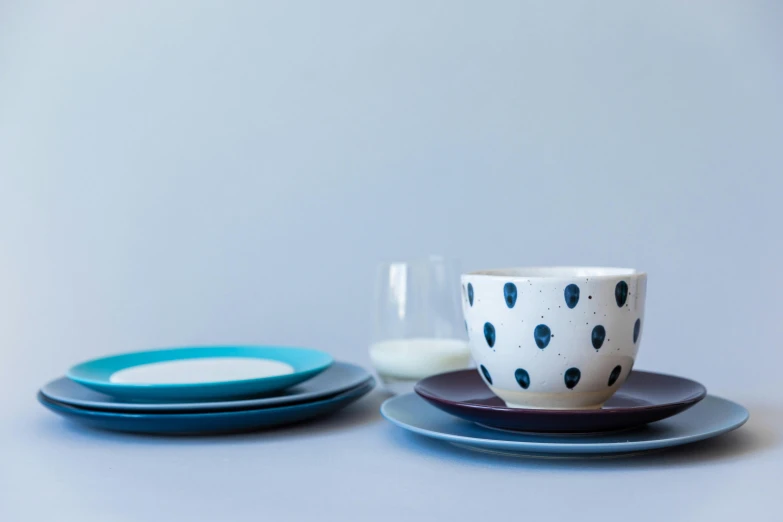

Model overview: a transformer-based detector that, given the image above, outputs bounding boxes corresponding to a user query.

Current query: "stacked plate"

[381,369,748,458]
[38,346,375,435]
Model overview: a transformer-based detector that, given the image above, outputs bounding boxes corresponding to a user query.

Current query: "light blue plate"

[38,378,374,435]
[381,393,749,458]
[67,346,333,402]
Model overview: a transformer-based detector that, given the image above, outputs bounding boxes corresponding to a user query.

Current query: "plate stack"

[381,267,749,458]
[381,369,748,458]
[38,346,374,435]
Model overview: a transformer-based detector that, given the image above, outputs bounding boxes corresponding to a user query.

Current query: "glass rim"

[463,266,645,279]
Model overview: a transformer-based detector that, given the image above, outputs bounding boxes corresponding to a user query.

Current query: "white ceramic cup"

[461,267,647,410]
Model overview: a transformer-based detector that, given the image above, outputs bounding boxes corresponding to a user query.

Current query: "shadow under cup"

[461,267,647,410]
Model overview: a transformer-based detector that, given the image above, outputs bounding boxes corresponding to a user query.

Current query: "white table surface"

[2,360,780,522]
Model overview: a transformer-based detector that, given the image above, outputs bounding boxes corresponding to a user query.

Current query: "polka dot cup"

[461,267,647,410]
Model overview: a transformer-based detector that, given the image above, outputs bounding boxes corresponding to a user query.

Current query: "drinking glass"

[369,256,472,394]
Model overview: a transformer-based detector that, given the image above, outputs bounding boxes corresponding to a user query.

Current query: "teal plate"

[38,378,374,435]
[381,393,748,457]
[67,346,333,402]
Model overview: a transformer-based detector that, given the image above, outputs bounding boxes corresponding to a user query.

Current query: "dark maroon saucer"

[414,370,707,433]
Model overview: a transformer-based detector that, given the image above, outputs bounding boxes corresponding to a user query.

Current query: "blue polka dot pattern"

[564,367,581,389]
[484,322,496,348]
[533,324,551,349]
[633,318,641,343]
[468,283,474,306]
[608,365,622,386]
[515,368,530,389]
[591,325,606,349]
[480,364,492,385]
[615,281,629,307]
[564,284,580,309]
[503,282,517,308]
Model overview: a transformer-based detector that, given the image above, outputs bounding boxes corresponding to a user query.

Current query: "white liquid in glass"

[369,338,472,381]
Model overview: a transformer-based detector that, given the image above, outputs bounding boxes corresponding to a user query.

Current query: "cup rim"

[462,266,646,279]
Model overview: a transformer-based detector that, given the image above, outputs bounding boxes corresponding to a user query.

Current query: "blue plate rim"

[380,393,749,454]
[39,377,376,420]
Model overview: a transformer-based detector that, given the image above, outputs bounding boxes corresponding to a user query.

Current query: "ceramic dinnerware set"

[38,266,749,458]
[380,267,749,458]
[38,346,375,435]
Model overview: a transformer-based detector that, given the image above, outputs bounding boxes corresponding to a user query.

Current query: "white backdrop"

[1,2,781,520]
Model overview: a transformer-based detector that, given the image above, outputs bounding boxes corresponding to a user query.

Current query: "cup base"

[503,402,604,411]
[488,386,613,411]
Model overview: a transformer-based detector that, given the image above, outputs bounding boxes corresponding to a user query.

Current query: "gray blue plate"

[42,362,371,413]
[39,378,375,435]
[381,393,748,457]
